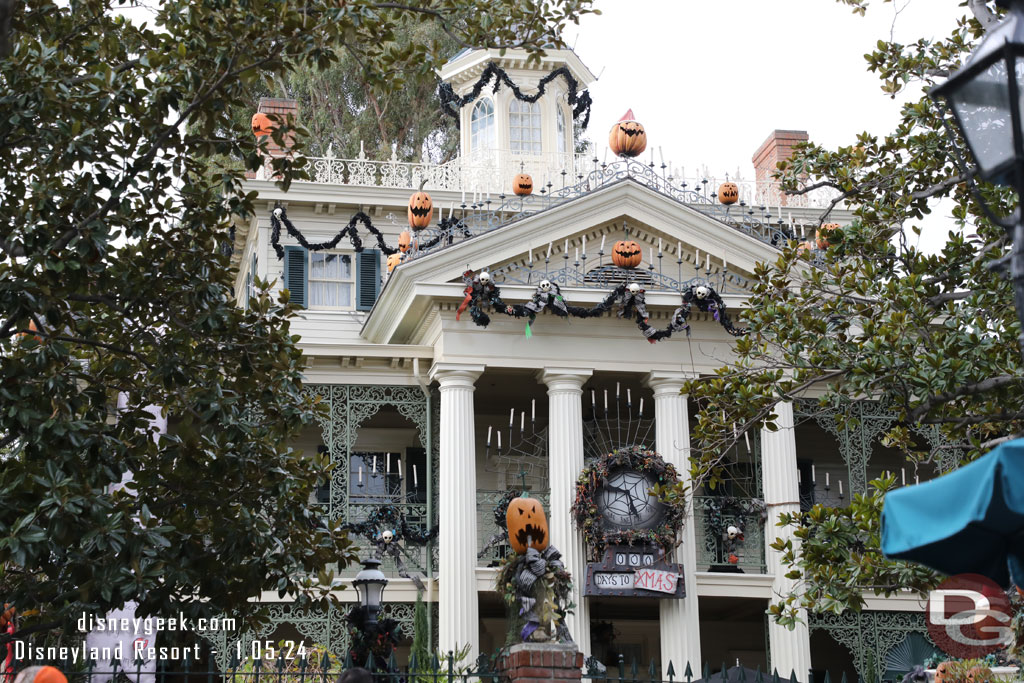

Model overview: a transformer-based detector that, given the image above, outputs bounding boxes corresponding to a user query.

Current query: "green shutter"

[283,245,307,308]
[356,249,381,311]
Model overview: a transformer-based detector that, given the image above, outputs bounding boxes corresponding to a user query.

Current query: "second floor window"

[309,252,353,308]
[470,98,495,152]
[510,100,542,154]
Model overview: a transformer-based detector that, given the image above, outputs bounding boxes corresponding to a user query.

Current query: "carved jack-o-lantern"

[608,109,647,158]
[398,230,412,253]
[251,112,274,137]
[513,173,533,196]
[612,240,643,269]
[816,223,840,250]
[386,252,404,273]
[934,662,953,683]
[718,182,739,205]
[407,191,433,230]
[506,495,549,554]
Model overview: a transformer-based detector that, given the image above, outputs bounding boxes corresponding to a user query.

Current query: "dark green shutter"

[283,245,308,308]
[356,249,381,311]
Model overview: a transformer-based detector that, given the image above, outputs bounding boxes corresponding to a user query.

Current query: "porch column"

[761,401,812,679]
[538,367,592,654]
[645,372,701,678]
[430,362,485,660]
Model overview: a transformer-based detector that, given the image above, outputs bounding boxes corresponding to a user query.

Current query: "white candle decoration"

[397,459,402,479]
[600,235,606,252]
[359,466,363,485]
[706,253,711,270]
[582,235,586,255]
[677,241,682,258]
[797,468,802,484]
[811,464,816,483]
[649,247,654,265]
[547,242,552,259]
[627,388,632,405]
[616,382,620,398]
[604,389,608,412]
[723,253,727,271]
[695,248,700,265]
[639,397,644,416]
[531,399,536,421]
[372,455,377,474]
[520,411,525,431]
[509,407,514,427]
[591,390,596,409]
[565,239,568,255]
[497,430,502,449]
[825,472,830,487]
[461,189,465,204]
[575,247,579,262]
[744,430,750,450]
[915,474,920,485]
[487,425,492,445]
[902,468,906,486]
[839,479,843,496]
[658,237,663,253]
[413,465,418,487]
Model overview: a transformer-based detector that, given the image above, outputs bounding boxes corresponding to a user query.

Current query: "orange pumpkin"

[718,182,739,205]
[797,241,815,257]
[513,173,533,196]
[398,230,412,253]
[251,112,274,137]
[407,191,433,230]
[967,666,995,683]
[608,109,647,158]
[506,496,549,554]
[612,240,642,269]
[816,223,840,250]
[386,252,404,274]
[934,662,952,683]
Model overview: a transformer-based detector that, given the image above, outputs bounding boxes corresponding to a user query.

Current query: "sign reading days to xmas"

[584,545,685,598]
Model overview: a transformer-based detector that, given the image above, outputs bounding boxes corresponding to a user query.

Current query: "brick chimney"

[249,97,298,179]
[752,130,808,207]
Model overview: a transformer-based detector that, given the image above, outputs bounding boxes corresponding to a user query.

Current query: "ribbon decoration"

[515,546,573,643]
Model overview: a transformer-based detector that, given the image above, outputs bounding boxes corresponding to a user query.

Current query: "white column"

[538,367,593,654]
[645,372,701,679]
[761,401,811,679]
[430,363,485,660]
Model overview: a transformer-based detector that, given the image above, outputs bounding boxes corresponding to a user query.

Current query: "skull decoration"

[539,280,552,293]
[628,282,642,294]
[380,529,394,544]
[273,207,283,219]
[608,109,647,158]
[694,285,710,300]
[726,525,741,540]
[478,270,492,284]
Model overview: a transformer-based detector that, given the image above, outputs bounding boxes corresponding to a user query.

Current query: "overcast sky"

[569,0,963,182]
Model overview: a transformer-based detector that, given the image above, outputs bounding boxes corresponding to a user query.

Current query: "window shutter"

[356,249,381,311]
[283,245,308,308]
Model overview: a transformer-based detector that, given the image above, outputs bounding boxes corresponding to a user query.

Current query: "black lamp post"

[931,0,1024,351]
[352,557,388,629]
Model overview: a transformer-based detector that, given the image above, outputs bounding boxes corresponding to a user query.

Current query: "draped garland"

[342,505,439,591]
[437,62,593,130]
[269,206,458,259]
[456,271,747,342]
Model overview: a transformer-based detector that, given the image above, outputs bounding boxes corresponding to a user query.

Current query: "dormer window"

[470,98,495,152]
[510,100,542,154]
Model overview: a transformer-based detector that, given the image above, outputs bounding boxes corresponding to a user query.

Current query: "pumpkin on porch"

[608,109,647,158]
[407,191,433,230]
[718,182,739,205]
[611,240,642,269]
[505,495,549,554]
[398,230,412,253]
[513,173,534,196]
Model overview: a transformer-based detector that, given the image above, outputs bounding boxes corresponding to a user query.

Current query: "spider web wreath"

[438,62,592,130]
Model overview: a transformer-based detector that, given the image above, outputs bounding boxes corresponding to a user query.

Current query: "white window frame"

[557,105,568,155]
[470,98,495,152]
[509,100,542,154]
[308,251,355,310]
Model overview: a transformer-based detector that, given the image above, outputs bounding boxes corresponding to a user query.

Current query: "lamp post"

[352,557,388,630]
[931,0,1024,352]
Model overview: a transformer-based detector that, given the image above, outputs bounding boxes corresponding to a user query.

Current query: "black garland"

[269,206,457,259]
[457,274,747,342]
[438,62,592,130]
[342,505,439,591]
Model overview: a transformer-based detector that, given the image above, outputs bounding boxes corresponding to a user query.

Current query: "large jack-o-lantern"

[407,191,433,230]
[718,182,739,205]
[612,240,642,269]
[608,109,647,158]
[398,230,412,253]
[251,112,274,137]
[506,495,549,554]
[513,173,533,196]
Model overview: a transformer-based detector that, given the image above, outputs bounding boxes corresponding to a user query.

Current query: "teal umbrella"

[881,438,1024,587]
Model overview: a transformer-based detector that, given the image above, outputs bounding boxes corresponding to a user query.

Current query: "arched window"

[510,100,542,154]
[470,98,495,151]
[557,106,568,155]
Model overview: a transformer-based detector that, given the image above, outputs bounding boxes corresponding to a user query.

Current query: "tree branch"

[909,374,1024,421]
[926,289,974,306]
[910,172,970,200]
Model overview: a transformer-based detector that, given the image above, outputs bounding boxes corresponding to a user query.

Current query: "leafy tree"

[680,0,1020,624]
[0,0,595,642]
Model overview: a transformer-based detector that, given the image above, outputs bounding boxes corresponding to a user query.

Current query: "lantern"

[611,240,642,268]
[251,112,274,137]
[407,191,433,230]
[505,495,550,554]
[398,230,412,253]
[816,223,840,249]
[718,182,739,205]
[352,557,388,626]
[608,109,647,158]
[513,173,534,196]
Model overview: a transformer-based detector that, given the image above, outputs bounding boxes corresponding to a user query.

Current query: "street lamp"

[931,0,1024,350]
[352,557,388,628]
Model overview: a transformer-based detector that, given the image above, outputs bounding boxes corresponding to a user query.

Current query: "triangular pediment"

[364,178,790,343]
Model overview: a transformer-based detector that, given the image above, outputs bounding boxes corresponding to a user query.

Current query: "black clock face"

[597,468,666,530]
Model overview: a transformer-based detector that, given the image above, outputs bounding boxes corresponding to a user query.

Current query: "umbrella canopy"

[881,438,1024,587]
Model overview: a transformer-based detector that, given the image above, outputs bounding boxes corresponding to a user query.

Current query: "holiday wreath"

[570,446,686,554]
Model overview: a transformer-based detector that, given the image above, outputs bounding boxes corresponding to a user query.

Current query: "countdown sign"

[584,545,685,598]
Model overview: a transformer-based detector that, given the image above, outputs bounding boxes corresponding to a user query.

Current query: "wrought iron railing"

[476,489,550,567]
[692,496,767,574]
[312,501,432,578]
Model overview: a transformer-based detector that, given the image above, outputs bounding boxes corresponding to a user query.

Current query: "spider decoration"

[343,506,439,591]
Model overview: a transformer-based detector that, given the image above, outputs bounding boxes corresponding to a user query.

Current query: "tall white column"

[538,367,592,654]
[430,363,485,660]
[645,373,701,679]
[761,401,812,679]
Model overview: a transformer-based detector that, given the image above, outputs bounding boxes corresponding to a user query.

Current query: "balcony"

[692,496,767,574]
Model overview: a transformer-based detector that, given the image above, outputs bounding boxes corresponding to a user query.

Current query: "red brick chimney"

[249,97,298,179]
[752,130,808,207]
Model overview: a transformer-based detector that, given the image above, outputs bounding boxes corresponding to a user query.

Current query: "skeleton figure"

[524,280,568,316]
[618,282,649,322]
[456,269,505,326]
[344,507,438,591]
